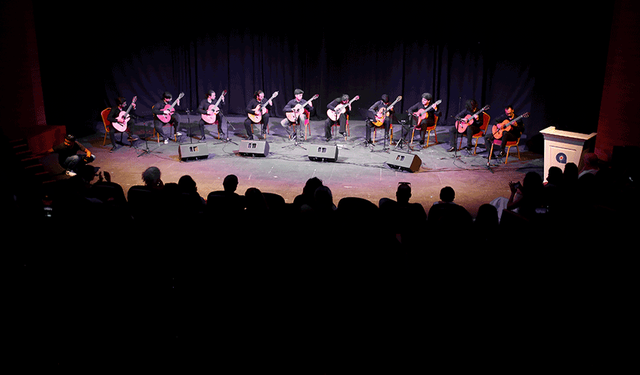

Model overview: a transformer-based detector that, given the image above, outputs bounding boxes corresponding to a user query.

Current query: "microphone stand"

[137,119,152,157]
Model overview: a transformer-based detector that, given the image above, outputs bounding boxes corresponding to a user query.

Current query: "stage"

[46,116,544,217]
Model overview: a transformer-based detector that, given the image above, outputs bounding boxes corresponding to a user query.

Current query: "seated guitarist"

[324,94,351,141]
[365,94,392,144]
[197,89,226,140]
[448,99,482,152]
[281,89,311,141]
[244,90,272,140]
[485,105,525,157]
[406,93,440,145]
[106,97,138,152]
[151,91,182,144]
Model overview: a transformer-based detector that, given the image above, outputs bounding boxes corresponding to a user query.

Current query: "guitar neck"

[214,91,226,108]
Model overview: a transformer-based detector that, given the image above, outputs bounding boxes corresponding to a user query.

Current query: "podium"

[539,126,597,181]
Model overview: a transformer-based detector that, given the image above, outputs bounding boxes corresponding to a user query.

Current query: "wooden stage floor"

[44,116,544,217]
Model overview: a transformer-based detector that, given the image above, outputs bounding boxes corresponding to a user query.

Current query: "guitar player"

[281,89,312,141]
[197,89,226,140]
[484,105,525,157]
[405,93,440,145]
[448,99,482,152]
[106,97,138,152]
[324,94,351,141]
[365,94,393,144]
[151,91,182,144]
[244,90,272,140]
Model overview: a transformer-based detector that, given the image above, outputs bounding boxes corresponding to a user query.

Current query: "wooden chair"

[372,122,393,144]
[101,108,133,147]
[101,108,112,146]
[488,137,521,164]
[459,112,490,155]
[410,115,439,147]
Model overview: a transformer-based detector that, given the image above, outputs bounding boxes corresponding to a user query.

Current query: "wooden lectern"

[539,126,597,182]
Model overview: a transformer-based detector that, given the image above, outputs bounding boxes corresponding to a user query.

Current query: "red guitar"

[113,96,137,132]
[156,92,185,123]
[456,105,490,133]
[413,99,442,124]
[492,112,529,139]
[201,90,227,124]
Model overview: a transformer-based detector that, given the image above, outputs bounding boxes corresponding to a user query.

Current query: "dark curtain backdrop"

[33,3,613,139]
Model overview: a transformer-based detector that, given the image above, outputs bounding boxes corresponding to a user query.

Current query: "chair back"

[480,113,490,131]
[101,108,112,132]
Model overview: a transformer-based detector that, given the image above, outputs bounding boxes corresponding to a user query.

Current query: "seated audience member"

[490,171,544,221]
[244,187,268,213]
[428,186,473,230]
[178,175,206,212]
[379,182,427,244]
[579,153,600,178]
[127,166,164,221]
[473,203,499,245]
[48,134,96,176]
[206,174,245,216]
[293,177,324,211]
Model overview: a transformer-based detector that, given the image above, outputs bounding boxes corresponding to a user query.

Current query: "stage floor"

[49,116,544,217]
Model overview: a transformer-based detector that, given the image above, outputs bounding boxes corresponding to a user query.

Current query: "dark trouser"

[365,117,390,141]
[199,112,225,137]
[403,117,434,142]
[449,124,480,148]
[324,113,347,139]
[244,113,269,139]
[154,113,181,140]
[62,153,95,173]
[485,130,520,154]
[109,119,135,146]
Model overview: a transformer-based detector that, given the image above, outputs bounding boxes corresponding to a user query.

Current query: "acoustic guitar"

[372,96,402,127]
[456,105,490,133]
[285,94,319,122]
[327,95,360,121]
[113,96,137,132]
[492,112,529,139]
[201,90,227,124]
[248,91,279,123]
[413,99,442,124]
[156,92,185,123]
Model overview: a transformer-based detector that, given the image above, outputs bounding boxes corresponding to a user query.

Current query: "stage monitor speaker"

[178,143,209,161]
[308,144,339,162]
[239,140,269,157]
[386,151,422,172]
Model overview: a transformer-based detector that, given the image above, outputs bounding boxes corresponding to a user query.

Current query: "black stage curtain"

[33,3,613,139]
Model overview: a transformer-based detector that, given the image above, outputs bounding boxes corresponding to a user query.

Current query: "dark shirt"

[327,98,351,115]
[408,101,440,117]
[197,98,224,115]
[245,97,272,115]
[52,141,87,164]
[493,113,524,137]
[106,106,134,125]
[284,98,308,112]
[368,100,392,119]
